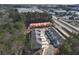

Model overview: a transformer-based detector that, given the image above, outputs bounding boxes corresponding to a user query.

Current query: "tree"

[59,34,79,55]
[0,8,26,55]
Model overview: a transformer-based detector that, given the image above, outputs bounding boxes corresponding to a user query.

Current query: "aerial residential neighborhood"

[0,4,79,55]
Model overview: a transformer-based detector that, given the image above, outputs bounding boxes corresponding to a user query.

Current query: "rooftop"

[17,7,43,13]
[29,22,51,28]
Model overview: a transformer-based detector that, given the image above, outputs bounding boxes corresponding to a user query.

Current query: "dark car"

[45,30,60,48]
[51,38,60,48]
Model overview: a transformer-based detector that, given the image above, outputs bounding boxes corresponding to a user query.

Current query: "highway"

[54,19,76,33]
[55,25,70,37]
[52,16,79,35]
[58,19,79,32]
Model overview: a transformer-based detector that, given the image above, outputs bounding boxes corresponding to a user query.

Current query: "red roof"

[30,22,51,28]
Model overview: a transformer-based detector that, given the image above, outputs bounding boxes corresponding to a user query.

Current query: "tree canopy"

[59,34,79,55]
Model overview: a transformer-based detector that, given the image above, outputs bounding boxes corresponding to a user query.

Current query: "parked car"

[45,30,60,48]
[51,38,60,48]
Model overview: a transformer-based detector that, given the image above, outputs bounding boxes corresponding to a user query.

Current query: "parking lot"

[29,27,63,54]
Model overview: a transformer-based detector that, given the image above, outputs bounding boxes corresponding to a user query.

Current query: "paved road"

[43,45,59,55]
